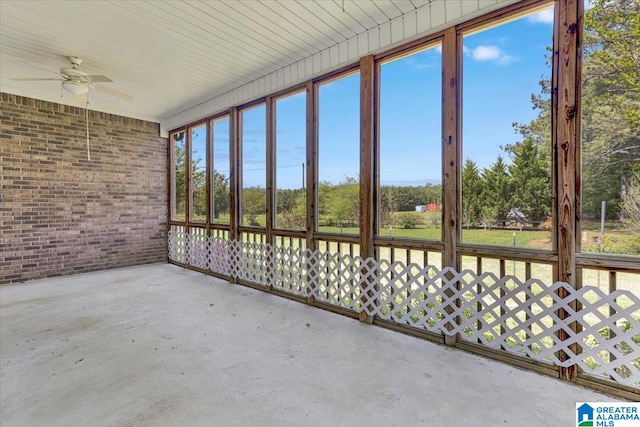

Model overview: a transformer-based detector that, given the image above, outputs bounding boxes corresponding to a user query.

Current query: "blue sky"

[193,5,555,190]
[462,6,554,175]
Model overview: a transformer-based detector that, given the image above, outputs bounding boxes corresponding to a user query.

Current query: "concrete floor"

[1,264,619,427]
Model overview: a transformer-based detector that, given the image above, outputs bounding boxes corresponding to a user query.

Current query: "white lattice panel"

[237,241,271,286]
[563,286,640,385]
[189,232,210,270]
[209,237,232,276]
[456,274,567,364]
[168,232,640,388]
[227,239,242,279]
[167,229,187,264]
[360,262,458,334]
[311,251,364,311]
[272,245,310,296]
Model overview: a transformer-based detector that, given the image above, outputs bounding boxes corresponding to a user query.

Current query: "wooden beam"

[305,81,317,304]
[229,107,240,247]
[458,243,558,263]
[266,96,275,248]
[360,54,375,260]
[577,253,640,273]
[205,120,212,235]
[359,54,375,324]
[305,81,316,253]
[553,0,582,382]
[441,27,460,345]
[167,132,176,225]
[185,125,192,233]
[265,97,275,290]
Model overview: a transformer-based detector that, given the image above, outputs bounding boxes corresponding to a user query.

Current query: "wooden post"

[441,27,460,346]
[266,96,275,247]
[229,107,240,282]
[167,133,173,231]
[185,125,192,235]
[305,81,317,304]
[305,82,316,252]
[266,96,275,289]
[205,120,212,236]
[359,54,375,324]
[553,0,582,382]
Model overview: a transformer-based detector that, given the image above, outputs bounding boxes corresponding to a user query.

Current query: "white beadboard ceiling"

[0,0,514,132]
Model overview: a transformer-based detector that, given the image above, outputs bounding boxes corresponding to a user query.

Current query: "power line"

[243,163,302,172]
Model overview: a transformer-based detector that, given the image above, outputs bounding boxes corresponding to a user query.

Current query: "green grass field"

[192,210,639,255]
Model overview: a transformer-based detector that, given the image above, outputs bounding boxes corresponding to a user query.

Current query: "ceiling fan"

[12,56,134,161]
[12,56,132,102]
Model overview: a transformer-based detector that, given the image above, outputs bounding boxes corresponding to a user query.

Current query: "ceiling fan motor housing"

[68,56,82,67]
[60,69,89,82]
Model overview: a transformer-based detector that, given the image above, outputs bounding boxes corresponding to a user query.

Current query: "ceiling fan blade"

[87,75,113,83]
[11,77,62,81]
[16,59,61,76]
[93,84,133,101]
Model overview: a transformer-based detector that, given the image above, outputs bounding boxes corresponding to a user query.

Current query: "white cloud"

[496,54,517,66]
[404,56,429,70]
[404,47,441,70]
[527,8,554,24]
[472,45,502,61]
[411,63,431,70]
[464,45,519,65]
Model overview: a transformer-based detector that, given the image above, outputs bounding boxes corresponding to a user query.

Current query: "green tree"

[422,183,442,206]
[582,0,640,223]
[276,188,304,215]
[212,170,230,219]
[394,186,425,211]
[584,0,640,110]
[511,74,552,165]
[173,135,186,220]
[622,168,640,231]
[395,212,419,229]
[242,187,265,226]
[191,162,207,220]
[506,55,552,227]
[482,156,513,226]
[276,188,305,229]
[325,177,359,230]
[318,181,333,221]
[379,186,398,229]
[507,138,551,225]
[462,159,485,228]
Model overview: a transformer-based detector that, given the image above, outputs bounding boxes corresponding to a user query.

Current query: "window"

[317,72,360,233]
[461,5,554,249]
[240,104,266,227]
[580,0,640,257]
[170,131,186,221]
[274,90,306,230]
[378,43,442,239]
[211,116,231,224]
[189,123,207,222]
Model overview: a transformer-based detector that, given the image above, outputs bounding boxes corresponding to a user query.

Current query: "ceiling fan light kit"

[62,80,88,96]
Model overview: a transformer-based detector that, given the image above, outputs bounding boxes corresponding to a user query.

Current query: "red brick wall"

[0,93,168,284]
